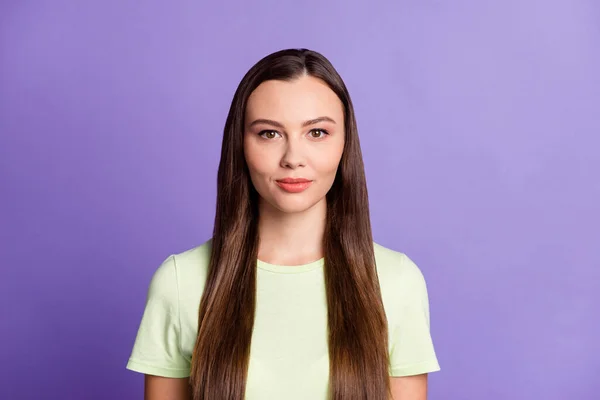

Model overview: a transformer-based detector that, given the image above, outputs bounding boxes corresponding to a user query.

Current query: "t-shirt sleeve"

[126,255,191,378]
[389,254,441,377]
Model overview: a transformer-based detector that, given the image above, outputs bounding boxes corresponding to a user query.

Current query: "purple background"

[1,1,599,399]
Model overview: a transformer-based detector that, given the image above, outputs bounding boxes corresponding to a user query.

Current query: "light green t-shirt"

[126,239,440,398]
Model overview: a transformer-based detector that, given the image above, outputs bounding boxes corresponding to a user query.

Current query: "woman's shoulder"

[373,242,423,278]
[170,238,213,273]
[373,241,430,302]
[168,238,213,293]
[145,239,213,301]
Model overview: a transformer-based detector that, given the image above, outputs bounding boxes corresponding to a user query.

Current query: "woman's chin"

[264,196,323,215]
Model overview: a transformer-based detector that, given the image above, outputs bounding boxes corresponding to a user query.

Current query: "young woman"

[126,48,440,400]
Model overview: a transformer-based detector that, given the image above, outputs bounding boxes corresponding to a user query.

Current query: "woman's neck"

[256,198,326,266]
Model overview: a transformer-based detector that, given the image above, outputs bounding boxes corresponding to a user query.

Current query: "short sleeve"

[126,255,191,378]
[389,254,441,377]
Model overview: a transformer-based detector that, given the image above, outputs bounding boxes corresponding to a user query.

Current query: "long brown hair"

[190,48,391,400]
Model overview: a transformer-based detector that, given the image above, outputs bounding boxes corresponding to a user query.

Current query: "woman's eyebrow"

[301,116,336,127]
[248,119,284,128]
[248,116,337,128]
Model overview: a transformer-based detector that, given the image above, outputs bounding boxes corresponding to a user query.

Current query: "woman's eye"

[259,130,280,139]
[309,129,328,138]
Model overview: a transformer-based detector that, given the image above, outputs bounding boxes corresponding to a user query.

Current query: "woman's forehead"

[245,76,344,125]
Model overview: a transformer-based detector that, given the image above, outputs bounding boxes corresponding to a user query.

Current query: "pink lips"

[275,177,313,193]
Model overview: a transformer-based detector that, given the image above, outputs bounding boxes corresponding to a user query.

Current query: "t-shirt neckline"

[256,257,325,274]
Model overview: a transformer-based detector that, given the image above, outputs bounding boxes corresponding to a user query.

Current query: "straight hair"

[190,48,391,400]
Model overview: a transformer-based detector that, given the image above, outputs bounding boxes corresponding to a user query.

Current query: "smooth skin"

[145,75,427,399]
[144,373,426,400]
[243,75,345,266]
[144,376,190,400]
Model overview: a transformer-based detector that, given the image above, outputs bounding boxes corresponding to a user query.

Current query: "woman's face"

[244,75,345,214]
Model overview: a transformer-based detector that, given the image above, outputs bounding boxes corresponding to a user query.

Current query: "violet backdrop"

[1,1,599,399]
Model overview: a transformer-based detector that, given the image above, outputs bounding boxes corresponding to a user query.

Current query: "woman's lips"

[275,178,313,193]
